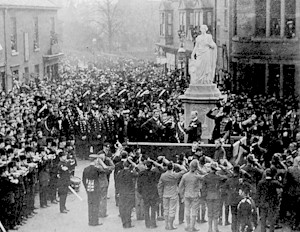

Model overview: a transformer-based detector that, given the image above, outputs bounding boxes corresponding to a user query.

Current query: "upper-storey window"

[160,12,165,36]
[167,12,173,36]
[194,11,201,28]
[270,0,281,37]
[255,0,296,38]
[255,0,266,37]
[285,0,296,38]
[11,17,17,53]
[51,17,55,33]
[203,11,213,34]
[179,11,186,33]
[33,17,39,50]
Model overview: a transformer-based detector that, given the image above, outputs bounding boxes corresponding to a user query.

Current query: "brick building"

[231,0,300,97]
[0,0,63,91]
[156,0,233,85]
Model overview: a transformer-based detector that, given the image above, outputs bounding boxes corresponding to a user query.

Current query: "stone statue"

[189,25,217,85]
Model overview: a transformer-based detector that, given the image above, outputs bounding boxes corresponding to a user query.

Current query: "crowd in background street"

[0,53,300,232]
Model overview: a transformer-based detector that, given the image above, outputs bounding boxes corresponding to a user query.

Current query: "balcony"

[231,36,300,61]
[43,40,64,64]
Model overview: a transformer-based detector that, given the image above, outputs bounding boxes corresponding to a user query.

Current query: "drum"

[70,176,81,192]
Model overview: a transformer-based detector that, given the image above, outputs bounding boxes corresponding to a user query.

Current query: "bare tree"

[85,0,121,52]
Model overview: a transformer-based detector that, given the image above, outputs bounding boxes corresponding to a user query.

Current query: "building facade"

[231,0,300,97]
[0,0,63,91]
[157,0,233,86]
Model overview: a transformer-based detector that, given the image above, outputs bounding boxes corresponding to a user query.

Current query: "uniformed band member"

[82,154,103,226]
[57,152,71,213]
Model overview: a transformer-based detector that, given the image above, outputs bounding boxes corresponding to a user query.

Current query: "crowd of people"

[0,52,300,232]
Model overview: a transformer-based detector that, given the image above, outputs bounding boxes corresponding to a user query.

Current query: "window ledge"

[11,51,19,56]
[34,48,40,52]
[233,36,299,43]
[251,36,299,42]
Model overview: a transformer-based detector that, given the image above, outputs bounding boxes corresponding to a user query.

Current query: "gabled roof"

[159,0,173,11]
[0,0,59,10]
[178,0,195,10]
[194,0,213,9]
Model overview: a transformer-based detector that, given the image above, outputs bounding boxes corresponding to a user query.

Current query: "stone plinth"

[179,84,222,143]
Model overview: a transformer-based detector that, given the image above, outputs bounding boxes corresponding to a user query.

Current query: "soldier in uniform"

[82,154,103,226]
[114,106,125,143]
[48,142,59,204]
[57,152,71,213]
[88,111,103,155]
[141,109,165,142]
[102,107,117,145]
[75,113,89,160]
[96,151,115,218]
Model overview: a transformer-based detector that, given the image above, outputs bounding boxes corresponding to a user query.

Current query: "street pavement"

[18,160,290,232]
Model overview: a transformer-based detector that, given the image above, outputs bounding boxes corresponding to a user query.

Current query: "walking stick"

[68,186,83,201]
[0,220,6,232]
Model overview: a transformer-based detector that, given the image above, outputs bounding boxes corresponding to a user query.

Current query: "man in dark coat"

[141,109,165,142]
[137,160,162,228]
[57,152,71,213]
[82,155,103,226]
[206,105,232,143]
[225,166,252,232]
[116,159,138,228]
[256,168,283,232]
[185,111,202,143]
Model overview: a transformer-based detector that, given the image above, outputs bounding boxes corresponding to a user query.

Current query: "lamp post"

[155,46,167,75]
[177,29,186,78]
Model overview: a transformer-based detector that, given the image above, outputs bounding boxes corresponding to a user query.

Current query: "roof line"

[0,5,59,10]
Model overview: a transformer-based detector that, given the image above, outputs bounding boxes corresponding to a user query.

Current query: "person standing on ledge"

[189,24,217,85]
[185,111,202,143]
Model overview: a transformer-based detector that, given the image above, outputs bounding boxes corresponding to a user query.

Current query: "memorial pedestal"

[179,84,222,143]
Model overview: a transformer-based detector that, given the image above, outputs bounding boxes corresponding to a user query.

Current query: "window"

[252,64,266,95]
[179,12,186,33]
[270,0,281,37]
[224,9,228,27]
[268,64,280,97]
[189,12,194,27]
[33,17,39,49]
[34,64,40,75]
[233,0,237,36]
[50,17,55,33]
[225,0,228,7]
[203,11,212,33]
[160,12,165,36]
[11,17,17,53]
[167,13,173,36]
[12,69,19,81]
[255,0,266,36]
[283,65,295,97]
[194,11,200,27]
[285,0,296,38]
